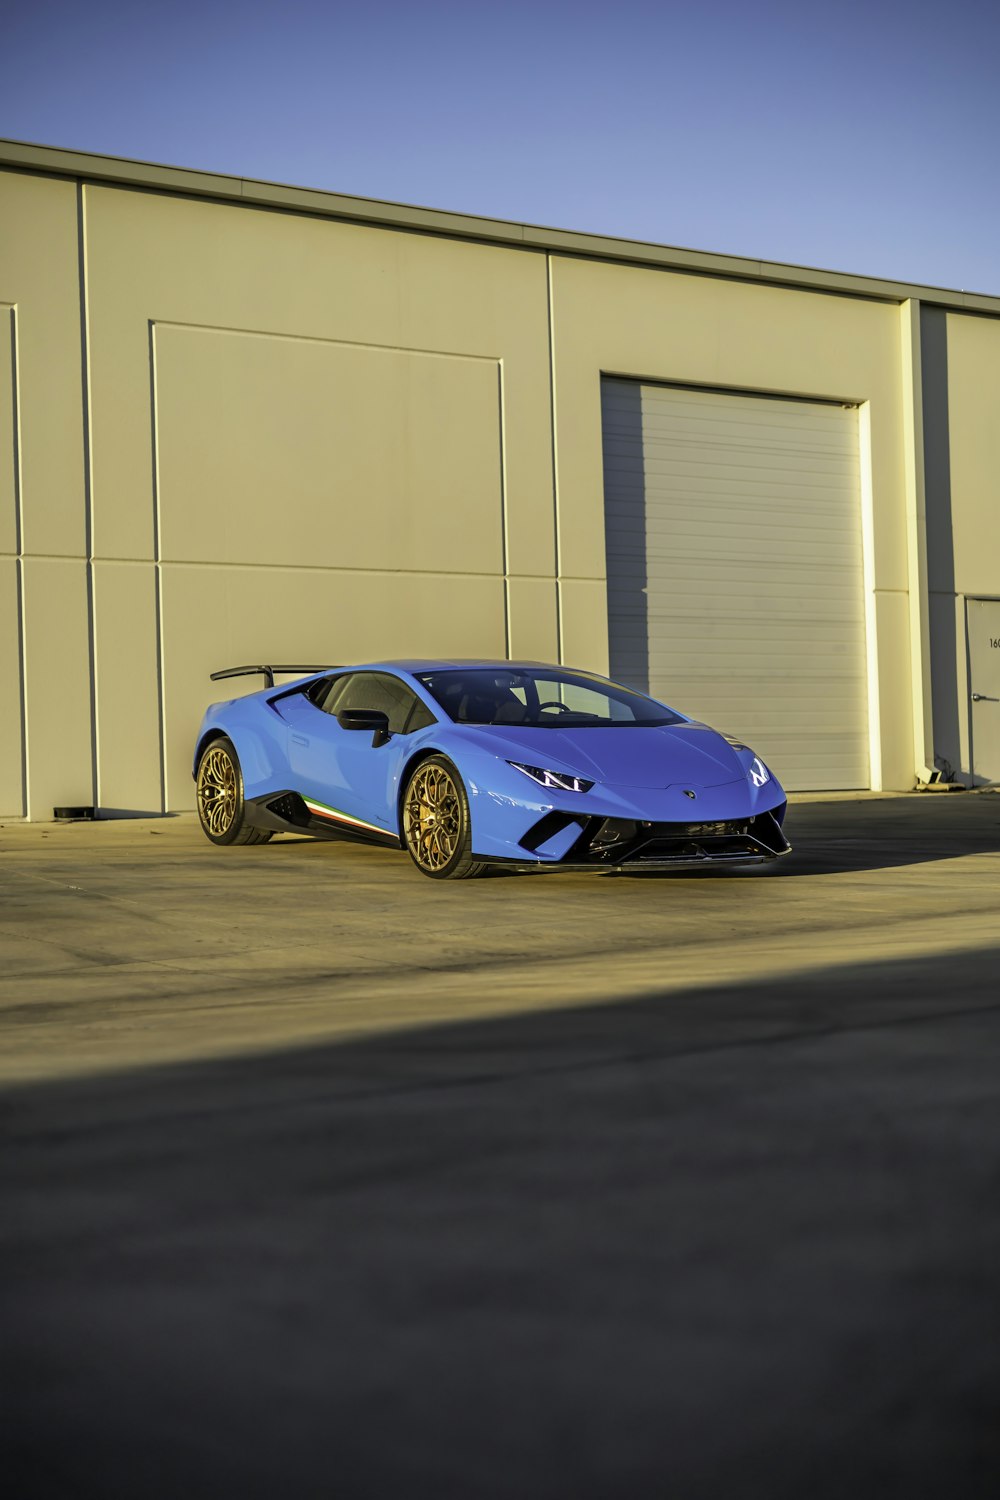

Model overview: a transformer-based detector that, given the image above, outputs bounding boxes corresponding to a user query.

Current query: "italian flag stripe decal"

[303,797,388,836]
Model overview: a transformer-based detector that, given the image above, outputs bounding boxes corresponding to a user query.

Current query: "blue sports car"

[193,660,790,879]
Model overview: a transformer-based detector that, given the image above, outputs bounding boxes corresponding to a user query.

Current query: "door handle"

[291,732,309,746]
[971,693,999,703]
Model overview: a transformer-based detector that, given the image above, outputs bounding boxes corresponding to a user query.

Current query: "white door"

[602,380,869,791]
[968,598,1000,783]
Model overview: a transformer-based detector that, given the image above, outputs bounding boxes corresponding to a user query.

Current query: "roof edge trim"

[2,136,998,314]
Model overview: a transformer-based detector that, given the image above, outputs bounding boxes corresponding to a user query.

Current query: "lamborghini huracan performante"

[193,660,790,879]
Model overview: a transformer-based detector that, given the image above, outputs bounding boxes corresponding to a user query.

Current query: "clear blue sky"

[5,0,999,293]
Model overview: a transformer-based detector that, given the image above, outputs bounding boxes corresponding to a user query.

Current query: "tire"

[195,736,272,846]
[402,756,487,880]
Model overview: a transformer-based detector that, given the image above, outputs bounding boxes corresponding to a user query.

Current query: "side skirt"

[244,791,403,848]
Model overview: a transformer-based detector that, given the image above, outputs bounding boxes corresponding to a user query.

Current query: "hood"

[460,721,745,789]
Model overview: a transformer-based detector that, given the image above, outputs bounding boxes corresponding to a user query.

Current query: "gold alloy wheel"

[404,762,462,873]
[197,744,239,839]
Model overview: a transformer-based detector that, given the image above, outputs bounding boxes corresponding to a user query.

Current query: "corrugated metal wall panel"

[602,380,869,791]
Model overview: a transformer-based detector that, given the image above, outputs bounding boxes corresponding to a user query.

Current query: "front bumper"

[468,764,789,869]
[482,804,790,871]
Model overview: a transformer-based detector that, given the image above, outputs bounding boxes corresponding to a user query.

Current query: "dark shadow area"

[3,942,1000,1499]
[601,377,650,694]
[769,791,1000,875]
[921,307,965,778]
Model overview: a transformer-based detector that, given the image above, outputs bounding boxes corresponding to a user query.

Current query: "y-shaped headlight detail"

[509,762,594,793]
[724,734,771,787]
[748,756,770,787]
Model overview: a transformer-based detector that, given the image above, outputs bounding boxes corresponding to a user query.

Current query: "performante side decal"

[302,797,388,836]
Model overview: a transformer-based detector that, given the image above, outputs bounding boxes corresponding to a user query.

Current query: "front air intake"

[519,811,585,854]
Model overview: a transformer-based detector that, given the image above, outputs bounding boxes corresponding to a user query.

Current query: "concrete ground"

[2,794,1000,1497]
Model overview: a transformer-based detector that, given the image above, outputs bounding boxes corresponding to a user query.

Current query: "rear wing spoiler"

[210,664,335,689]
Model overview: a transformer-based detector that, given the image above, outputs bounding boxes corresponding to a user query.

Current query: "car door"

[285,671,435,834]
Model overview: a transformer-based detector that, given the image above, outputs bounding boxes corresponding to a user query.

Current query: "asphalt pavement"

[2,794,999,1497]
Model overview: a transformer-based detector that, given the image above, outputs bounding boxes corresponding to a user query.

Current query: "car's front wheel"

[402,756,486,879]
[195,736,272,846]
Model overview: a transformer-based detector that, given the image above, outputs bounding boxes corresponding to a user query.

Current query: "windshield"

[415,668,684,728]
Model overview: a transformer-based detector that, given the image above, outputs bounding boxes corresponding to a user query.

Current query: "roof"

[3,136,999,316]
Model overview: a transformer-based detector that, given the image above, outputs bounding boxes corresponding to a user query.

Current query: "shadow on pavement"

[604,794,1000,880]
[3,938,1000,1498]
[772,793,1000,876]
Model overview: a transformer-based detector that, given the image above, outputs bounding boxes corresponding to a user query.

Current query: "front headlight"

[724,734,770,787]
[722,735,773,792]
[747,756,770,787]
[509,762,594,793]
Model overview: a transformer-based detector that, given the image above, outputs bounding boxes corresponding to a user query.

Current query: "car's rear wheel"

[402,756,486,879]
[196,736,272,846]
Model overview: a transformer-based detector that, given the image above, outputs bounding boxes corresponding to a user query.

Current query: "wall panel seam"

[7,306,22,555]
[10,304,27,816]
[546,255,563,661]
[149,321,167,814]
[152,319,500,365]
[78,183,99,811]
[497,360,511,657]
[131,560,558,580]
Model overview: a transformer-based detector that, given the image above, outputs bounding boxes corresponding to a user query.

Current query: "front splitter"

[479,845,791,874]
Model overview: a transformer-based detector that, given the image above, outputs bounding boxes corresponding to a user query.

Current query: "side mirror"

[338,708,391,747]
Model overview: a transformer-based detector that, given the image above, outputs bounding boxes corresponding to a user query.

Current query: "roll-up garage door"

[602,379,869,791]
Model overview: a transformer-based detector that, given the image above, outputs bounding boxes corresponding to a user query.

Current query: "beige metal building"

[2,138,999,819]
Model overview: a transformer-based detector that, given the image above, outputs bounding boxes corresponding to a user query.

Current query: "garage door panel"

[611,492,862,524]
[635,425,858,454]
[614,517,859,548]
[633,475,862,506]
[635,473,860,502]
[637,536,863,565]
[603,378,869,791]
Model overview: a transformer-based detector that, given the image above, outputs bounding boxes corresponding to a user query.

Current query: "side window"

[329,672,433,736]
[405,699,437,733]
[314,675,353,715]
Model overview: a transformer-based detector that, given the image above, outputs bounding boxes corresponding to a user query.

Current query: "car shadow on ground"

[612,794,1000,880]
